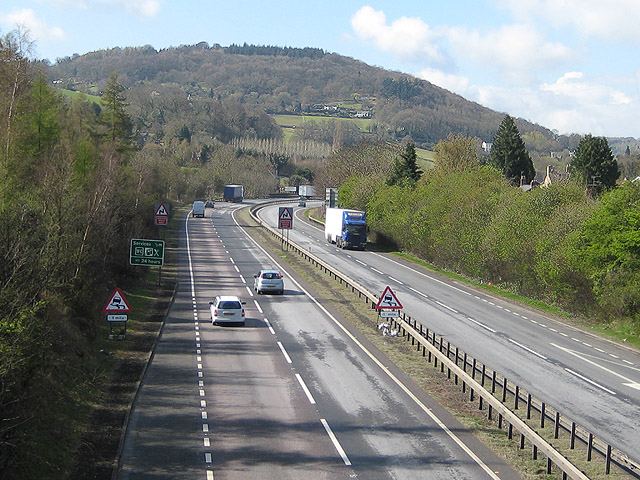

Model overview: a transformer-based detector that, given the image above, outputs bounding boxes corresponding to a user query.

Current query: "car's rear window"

[262,273,279,279]
[219,301,241,309]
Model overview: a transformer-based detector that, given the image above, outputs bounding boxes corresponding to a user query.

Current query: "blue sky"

[2,0,639,138]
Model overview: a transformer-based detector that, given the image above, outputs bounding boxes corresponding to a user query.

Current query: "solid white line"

[234,209,500,479]
[253,299,263,314]
[565,368,617,395]
[508,339,547,360]
[295,374,316,404]
[468,317,497,333]
[320,419,352,466]
[277,342,292,364]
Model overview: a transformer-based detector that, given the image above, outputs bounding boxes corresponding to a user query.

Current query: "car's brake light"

[213,308,218,316]
[276,273,282,278]
[241,308,245,317]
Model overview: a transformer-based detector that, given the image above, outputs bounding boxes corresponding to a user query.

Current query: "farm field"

[56,88,102,104]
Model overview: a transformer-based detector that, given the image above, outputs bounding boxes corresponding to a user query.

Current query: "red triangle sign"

[103,288,132,312]
[376,286,403,309]
[155,203,168,216]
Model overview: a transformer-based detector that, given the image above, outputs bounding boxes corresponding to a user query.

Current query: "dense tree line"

[338,134,639,328]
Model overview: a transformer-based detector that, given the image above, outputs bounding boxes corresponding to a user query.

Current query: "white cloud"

[541,72,632,106]
[351,6,444,64]
[445,23,572,80]
[1,8,65,41]
[417,68,470,95]
[45,0,160,17]
[497,0,640,44]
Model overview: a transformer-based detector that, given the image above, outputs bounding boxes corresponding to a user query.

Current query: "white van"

[192,201,205,217]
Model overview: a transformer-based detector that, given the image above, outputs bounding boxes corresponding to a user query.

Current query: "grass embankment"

[239,206,634,479]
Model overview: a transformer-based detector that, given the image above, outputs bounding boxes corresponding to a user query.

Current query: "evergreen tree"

[489,115,535,184]
[572,134,619,194]
[100,72,134,152]
[387,143,422,187]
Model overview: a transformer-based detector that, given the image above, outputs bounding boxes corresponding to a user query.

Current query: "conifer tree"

[387,142,422,187]
[572,134,619,194]
[489,115,535,184]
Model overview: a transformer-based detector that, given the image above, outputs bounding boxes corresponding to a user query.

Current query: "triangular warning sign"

[103,288,132,312]
[155,203,168,216]
[279,208,292,220]
[376,286,403,309]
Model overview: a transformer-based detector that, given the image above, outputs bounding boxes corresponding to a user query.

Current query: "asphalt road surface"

[257,202,640,465]
[117,202,521,480]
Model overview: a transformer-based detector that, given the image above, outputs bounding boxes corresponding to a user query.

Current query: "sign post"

[278,206,293,250]
[103,288,132,340]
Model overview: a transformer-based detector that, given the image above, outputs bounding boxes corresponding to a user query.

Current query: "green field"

[272,113,373,131]
[56,88,102,104]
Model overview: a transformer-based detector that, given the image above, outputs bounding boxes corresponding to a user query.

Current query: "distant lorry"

[324,208,367,250]
[192,200,205,217]
[298,185,315,198]
[223,185,244,202]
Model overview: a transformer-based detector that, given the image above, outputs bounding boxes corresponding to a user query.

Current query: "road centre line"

[320,419,352,466]
[435,300,458,314]
[253,300,263,314]
[234,210,501,479]
[370,267,384,274]
[468,317,497,333]
[508,339,547,360]
[295,374,317,404]
[277,342,292,364]
[245,286,253,297]
[355,259,367,266]
[264,318,276,335]
[409,286,428,298]
[388,276,404,285]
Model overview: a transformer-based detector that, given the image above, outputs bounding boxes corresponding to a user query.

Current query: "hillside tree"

[387,142,422,187]
[490,115,535,184]
[571,134,619,194]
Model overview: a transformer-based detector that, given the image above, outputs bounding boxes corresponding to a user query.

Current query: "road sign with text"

[130,238,165,266]
[278,207,293,229]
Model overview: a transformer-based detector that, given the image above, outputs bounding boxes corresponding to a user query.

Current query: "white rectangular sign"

[107,314,128,322]
[379,311,399,318]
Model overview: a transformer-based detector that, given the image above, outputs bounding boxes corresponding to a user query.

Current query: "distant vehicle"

[325,208,367,250]
[205,200,215,208]
[254,270,284,295]
[192,201,205,217]
[298,185,315,198]
[209,295,246,325]
[223,185,244,202]
[298,197,306,207]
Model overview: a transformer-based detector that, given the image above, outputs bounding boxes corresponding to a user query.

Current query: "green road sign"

[130,238,165,266]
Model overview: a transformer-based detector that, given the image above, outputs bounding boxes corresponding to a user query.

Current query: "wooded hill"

[47,42,570,152]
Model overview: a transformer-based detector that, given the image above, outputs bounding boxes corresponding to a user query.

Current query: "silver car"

[253,270,284,295]
[209,295,246,325]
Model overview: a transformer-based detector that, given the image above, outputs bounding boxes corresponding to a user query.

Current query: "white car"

[253,270,284,295]
[209,295,245,325]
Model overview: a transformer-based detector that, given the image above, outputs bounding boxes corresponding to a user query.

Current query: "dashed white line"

[277,342,292,364]
[204,438,210,447]
[253,300,263,314]
[468,317,497,333]
[233,265,239,273]
[370,267,383,274]
[355,259,367,266]
[245,286,254,297]
[508,339,547,360]
[264,318,275,335]
[388,276,404,285]
[321,419,352,466]
[409,286,428,298]
[202,424,209,432]
[435,300,458,314]
[205,453,212,463]
[295,374,316,404]
[239,274,246,283]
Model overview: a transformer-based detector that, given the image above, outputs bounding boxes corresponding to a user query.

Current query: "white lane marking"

[295,374,317,405]
[388,276,404,285]
[253,300,263,314]
[229,257,235,264]
[321,419,352,466]
[201,400,206,408]
[202,424,209,432]
[204,438,210,447]
[239,274,246,284]
[246,286,254,297]
[207,470,214,480]
[199,389,205,397]
[508,339,547,360]
[468,317,497,333]
[409,286,428,298]
[277,342,292,364]
[370,267,383,274]
[435,300,458,314]
[264,318,276,335]
[202,412,208,419]
[233,265,239,273]
[355,259,367,266]
[234,210,500,478]
[205,453,212,463]
[565,368,617,395]
[551,343,640,391]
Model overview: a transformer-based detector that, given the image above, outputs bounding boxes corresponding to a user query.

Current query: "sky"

[2,0,640,138]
